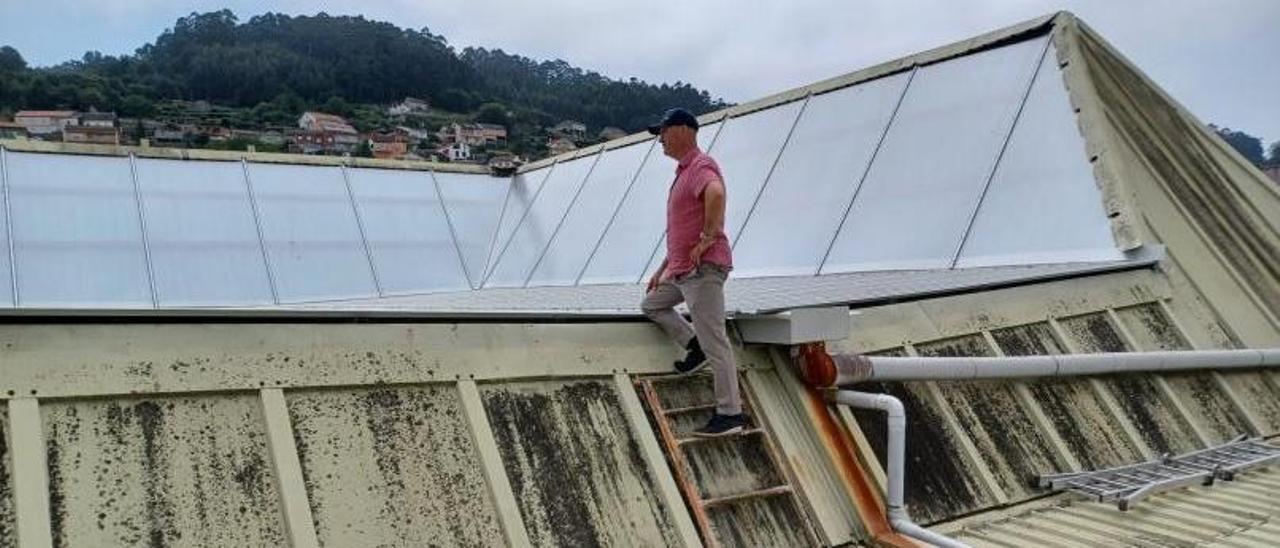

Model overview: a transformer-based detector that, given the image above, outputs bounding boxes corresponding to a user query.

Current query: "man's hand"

[646,269,663,293]
[689,239,711,266]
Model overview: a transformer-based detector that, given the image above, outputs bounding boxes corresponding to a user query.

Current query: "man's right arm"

[647,257,668,292]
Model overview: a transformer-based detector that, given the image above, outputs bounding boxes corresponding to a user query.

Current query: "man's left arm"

[691,178,726,265]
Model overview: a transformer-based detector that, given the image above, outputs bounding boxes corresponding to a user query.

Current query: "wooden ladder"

[636,372,821,547]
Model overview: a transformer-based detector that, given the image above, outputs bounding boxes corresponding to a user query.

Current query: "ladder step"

[701,485,794,508]
[663,402,718,416]
[678,427,765,445]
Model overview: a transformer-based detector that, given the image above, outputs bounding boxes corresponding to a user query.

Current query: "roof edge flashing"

[736,306,851,344]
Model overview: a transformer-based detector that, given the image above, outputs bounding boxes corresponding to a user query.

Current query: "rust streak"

[802,386,920,548]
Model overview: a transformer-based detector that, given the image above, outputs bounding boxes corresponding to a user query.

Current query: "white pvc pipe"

[827,348,1280,386]
[829,390,970,548]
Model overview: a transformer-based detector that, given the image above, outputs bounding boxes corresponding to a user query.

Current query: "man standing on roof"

[641,108,746,437]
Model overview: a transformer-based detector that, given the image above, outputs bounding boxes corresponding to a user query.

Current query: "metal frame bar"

[8,398,54,548]
[481,160,559,287]
[456,379,532,546]
[818,66,918,275]
[521,146,606,287]
[428,169,479,290]
[574,139,659,286]
[950,35,1054,268]
[478,170,517,285]
[730,93,812,249]
[127,153,160,307]
[259,388,321,548]
[1,146,17,305]
[339,165,384,297]
[241,160,280,304]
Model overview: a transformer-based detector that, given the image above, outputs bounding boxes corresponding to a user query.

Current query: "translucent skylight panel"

[347,168,469,294]
[5,152,152,307]
[246,163,377,302]
[732,71,910,277]
[434,171,510,288]
[707,101,806,240]
[135,158,273,306]
[957,44,1122,267]
[822,36,1048,273]
[480,167,550,281]
[484,155,597,288]
[526,141,653,287]
[579,123,721,286]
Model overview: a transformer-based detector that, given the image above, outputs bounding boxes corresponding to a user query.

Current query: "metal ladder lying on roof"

[1038,434,1280,510]
[635,372,821,547]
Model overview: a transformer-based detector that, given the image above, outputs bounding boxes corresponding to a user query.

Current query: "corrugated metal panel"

[1105,375,1202,454]
[1164,373,1256,442]
[918,336,1069,501]
[994,323,1144,467]
[42,395,285,547]
[480,379,681,546]
[1217,371,1280,434]
[0,406,12,548]
[285,385,504,547]
[951,465,1280,547]
[848,379,996,523]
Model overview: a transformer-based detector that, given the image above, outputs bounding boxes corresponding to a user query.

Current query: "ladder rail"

[637,378,719,547]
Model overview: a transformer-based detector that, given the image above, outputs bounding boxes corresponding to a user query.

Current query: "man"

[641,108,746,437]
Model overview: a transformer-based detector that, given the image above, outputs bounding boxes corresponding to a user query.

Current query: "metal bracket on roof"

[735,306,850,345]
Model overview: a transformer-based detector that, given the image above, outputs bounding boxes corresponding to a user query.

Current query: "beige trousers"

[641,263,741,415]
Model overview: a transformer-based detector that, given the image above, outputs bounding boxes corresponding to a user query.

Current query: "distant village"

[0,96,632,171]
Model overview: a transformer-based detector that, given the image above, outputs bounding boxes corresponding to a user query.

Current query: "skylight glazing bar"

[341,165,384,297]
[241,159,280,304]
[817,67,919,274]
[949,36,1053,269]
[478,173,516,286]
[635,118,729,284]
[127,153,160,308]
[481,160,559,287]
[1,146,16,305]
[573,139,658,285]
[730,93,812,249]
[523,147,606,287]
[430,169,479,289]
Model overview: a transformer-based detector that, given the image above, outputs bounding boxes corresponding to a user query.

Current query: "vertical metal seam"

[522,145,606,287]
[456,379,533,546]
[982,329,1084,472]
[818,66,918,275]
[340,165,384,297]
[241,160,280,304]
[128,154,161,307]
[1,147,18,305]
[634,115,731,284]
[480,159,559,288]
[730,93,812,249]
[574,139,658,286]
[259,388,321,548]
[429,169,478,290]
[950,36,1054,269]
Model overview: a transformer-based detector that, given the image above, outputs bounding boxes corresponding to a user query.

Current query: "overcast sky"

[2,0,1277,145]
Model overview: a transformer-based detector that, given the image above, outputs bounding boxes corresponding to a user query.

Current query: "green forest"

[0,10,727,155]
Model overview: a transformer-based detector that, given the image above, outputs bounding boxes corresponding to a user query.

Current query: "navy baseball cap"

[647,108,699,135]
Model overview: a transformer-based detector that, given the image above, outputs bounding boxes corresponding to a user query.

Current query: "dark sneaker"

[693,413,748,437]
[674,338,707,374]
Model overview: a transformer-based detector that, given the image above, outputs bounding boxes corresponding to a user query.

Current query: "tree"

[322,96,353,118]
[1212,125,1266,166]
[1269,141,1280,168]
[0,46,26,72]
[120,94,155,117]
[474,102,510,126]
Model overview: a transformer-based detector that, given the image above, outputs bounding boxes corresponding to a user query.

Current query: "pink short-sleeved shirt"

[665,147,732,278]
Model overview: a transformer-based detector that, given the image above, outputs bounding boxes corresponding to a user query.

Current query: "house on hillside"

[297,112,360,154]
[1265,165,1280,186]
[388,97,431,117]
[547,136,577,156]
[436,141,472,161]
[0,121,28,140]
[551,120,587,141]
[438,122,507,146]
[368,131,409,160]
[14,110,78,137]
[62,125,120,145]
[78,111,117,128]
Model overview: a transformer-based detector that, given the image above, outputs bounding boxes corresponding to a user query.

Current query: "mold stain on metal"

[0,409,10,548]
[482,380,678,547]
